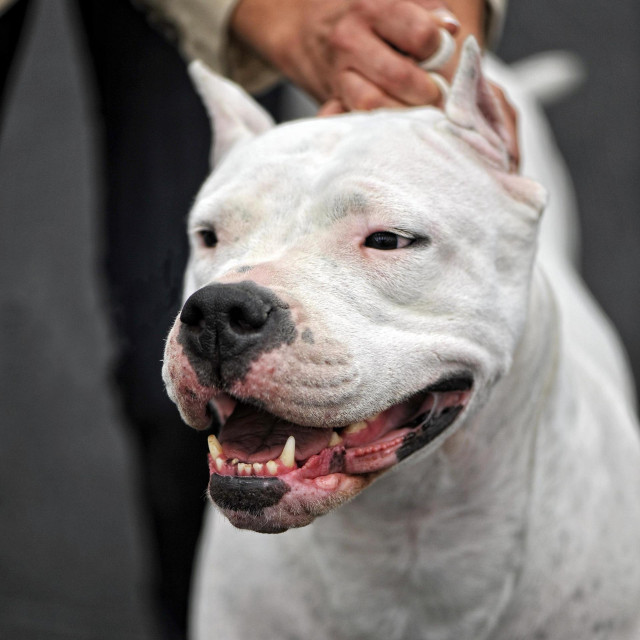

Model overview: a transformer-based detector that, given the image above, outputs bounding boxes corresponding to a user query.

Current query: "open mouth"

[206,374,473,485]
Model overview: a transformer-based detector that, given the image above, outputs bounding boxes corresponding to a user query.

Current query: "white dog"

[163,39,640,639]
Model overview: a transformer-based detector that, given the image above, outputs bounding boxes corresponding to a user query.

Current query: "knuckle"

[356,91,385,111]
[383,61,413,92]
[412,21,440,53]
[342,76,386,111]
[352,0,378,20]
[328,20,355,52]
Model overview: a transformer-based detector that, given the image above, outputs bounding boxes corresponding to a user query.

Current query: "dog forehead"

[195,109,482,227]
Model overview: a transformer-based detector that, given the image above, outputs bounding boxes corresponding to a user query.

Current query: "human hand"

[230,0,519,168]
[230,0,461,109]
[317,14,520,169]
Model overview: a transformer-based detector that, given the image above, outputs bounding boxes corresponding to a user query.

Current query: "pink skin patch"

[163,323,215,430]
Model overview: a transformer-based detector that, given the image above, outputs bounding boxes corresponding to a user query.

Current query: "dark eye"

[198,229,218,248]
[364,231,413,250]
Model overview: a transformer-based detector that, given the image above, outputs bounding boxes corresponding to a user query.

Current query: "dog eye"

[364,231,414,250]
[198,229,218,248]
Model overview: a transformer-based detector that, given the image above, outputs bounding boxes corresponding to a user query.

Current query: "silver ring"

[419,28,456,71]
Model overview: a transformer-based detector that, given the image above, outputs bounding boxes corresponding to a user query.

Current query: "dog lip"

[206,372,474,480]
[208,475,290,513]
[212,372,473,430]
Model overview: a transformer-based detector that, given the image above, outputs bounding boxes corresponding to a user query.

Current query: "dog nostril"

[180,298,207,333]
[228,304,270,335]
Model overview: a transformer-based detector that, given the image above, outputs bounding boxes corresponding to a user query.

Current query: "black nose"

[178,282,296,386]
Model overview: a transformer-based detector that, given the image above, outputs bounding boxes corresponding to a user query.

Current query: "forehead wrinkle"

[323,190,372,223]
[194,172,312,226]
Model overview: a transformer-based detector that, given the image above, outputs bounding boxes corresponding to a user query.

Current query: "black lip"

[394,372,473,461]
[208,475,290,514]
[396,405,464,461]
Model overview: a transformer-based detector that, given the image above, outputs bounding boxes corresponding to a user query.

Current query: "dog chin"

[213,472,374,533]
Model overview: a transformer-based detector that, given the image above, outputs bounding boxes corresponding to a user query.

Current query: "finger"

[317,98,346,116]
[405,0,461,34]
[430,7,462,34]
[335,69,412,112]
[369,1,451,62]
[330,23,442,106]
[425,72,448,108]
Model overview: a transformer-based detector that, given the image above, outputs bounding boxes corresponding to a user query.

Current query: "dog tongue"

[218,402,332,463]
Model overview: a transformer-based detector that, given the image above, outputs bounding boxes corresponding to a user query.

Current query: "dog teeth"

[279,435,296,468]
[344,421,368,435]
[208,437,298,477]
[329,431,343,446]
[207,434,223,458]
[238,462,253,476]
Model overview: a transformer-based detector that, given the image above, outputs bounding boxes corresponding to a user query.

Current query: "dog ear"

[189,60,275,167]
[444,37,515,172]
[444,38,547,213]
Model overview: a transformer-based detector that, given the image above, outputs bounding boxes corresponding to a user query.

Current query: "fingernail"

[432,9,460,32]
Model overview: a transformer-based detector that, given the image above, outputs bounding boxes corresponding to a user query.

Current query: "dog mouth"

[206,374,473,483]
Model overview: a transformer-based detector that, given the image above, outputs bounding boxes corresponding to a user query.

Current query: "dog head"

[162,39,546,533]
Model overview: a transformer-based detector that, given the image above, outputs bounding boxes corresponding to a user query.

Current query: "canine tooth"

[266,460,278,475]
[279,436,296,468]
[253,462,264,474]
[207,434,223,458]
[329,431,343,446]
[344,421,367,435]
[215,457,224,471]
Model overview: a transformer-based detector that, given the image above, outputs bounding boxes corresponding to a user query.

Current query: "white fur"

[166,41,640,639]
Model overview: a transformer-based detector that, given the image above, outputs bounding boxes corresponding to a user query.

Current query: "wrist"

[229,0,298,70]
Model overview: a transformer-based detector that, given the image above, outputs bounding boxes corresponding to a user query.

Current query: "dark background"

[0,1,637,638]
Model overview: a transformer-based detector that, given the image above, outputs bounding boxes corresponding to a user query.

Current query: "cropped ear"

[443,38,547,213]
[189,60,275,167]
[444,37,514,172]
